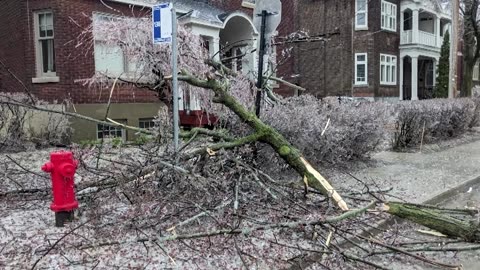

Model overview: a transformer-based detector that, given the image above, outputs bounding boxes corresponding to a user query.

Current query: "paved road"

[330,138,480,204]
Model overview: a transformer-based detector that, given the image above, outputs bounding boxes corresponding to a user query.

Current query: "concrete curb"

[423,175,480,205]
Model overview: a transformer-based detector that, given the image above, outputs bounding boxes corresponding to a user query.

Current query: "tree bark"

[462,60,474,97]
[384,202,480,242]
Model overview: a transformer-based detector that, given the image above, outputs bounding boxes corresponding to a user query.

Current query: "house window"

[139,118,155,129]
[355,53,368,85]
[97,120,127,140]
[34,11,57,79]
[355,0,368,30]
[474,63,480,81]
[380,54,397,85]
[93,13,137,77]
[381,1,397,32]
[222,46,246,72]
[426,62,434,86]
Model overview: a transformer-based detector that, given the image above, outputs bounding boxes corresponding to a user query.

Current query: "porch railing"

[400,30,438,48]
[401,30,413,44]
[419,31,436,47]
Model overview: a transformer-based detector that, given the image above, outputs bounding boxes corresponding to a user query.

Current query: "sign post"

[253,0,282,117]
[153,2,179,152]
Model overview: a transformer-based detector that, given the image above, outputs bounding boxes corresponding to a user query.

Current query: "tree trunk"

[179,73,349,210]
[385,202,480,242]
[220,91,349,210]
[462,60,474,97]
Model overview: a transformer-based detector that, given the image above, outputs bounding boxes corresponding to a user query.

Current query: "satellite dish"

[253,0,282,37]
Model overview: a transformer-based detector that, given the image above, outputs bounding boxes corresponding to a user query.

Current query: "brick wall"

[292,0,400,98]
[294,0,353,98]
[0,0,159,104]
[0,0,28,95]
[208,0,251,14]
[275,0,297,96]
[352,0,400,98]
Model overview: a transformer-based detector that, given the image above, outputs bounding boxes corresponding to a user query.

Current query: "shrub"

[259,95,479,165]
[0,94,72,151]
[470,98,480,128]
[391,99,476,149]
[262,95,391,165]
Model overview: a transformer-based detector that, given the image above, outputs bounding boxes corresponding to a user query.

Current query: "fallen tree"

[2,11,480,269]
[384,202,480,242]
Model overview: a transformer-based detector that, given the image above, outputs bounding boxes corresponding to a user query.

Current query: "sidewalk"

[330,136,480,204]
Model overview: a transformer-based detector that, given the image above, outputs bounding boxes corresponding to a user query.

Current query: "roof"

[175,0,226,26]
[108,0,232,26]
[108,0,157,7]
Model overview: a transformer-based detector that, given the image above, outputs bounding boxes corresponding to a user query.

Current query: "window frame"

[355,0,368,30]
[33,10,58,83]
[93,12,139,78]
[354,53,368,85]
[96,120,127,141]
[381,1,397,32]
[139,118,156,129]
[380,53,397,85]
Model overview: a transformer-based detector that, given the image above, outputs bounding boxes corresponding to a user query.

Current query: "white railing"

[401,30,439,48]
[419,31,436,47]
[401,30,413,44]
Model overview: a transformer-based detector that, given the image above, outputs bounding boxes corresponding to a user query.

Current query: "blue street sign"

[153,3,172,44]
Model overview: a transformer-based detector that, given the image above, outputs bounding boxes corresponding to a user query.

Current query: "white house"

[399,0,451,100]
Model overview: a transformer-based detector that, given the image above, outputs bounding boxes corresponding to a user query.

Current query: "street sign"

[253,0,282,38]
[153,3,172,44]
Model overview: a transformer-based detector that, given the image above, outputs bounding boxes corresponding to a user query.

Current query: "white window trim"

[241,1,255,9]
[32,10,59,83]
[354,53,368,85]
[381,0,397,32]
[355,0,368,30]
[380,53,397,85]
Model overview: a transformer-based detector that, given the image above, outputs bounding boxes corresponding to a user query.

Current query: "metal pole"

[255,10,268,117]
[171,2,179,151]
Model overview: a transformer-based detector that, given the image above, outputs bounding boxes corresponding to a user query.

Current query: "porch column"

[433,58,438,87]
[212,37,220,61]
[411,56,419,100]
[412,9,419,43]
[436,16,441,47]
[400,10,405,32]
[399,56,404,100]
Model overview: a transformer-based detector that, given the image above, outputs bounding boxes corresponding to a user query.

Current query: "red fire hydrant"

[41,151,79,227]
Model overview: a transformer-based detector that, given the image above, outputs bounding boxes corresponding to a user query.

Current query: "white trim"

[381,0,397,32]
[33,10,57,80]
[380,53,397,85]
[355,0,368,30]
[32,76,60,83]
[222,12,258,34]
[241,1,255,9]
[354,53,368,85]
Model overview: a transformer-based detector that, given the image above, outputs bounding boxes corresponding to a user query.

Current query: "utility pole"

[171,0,179,152]
[449,0,460,98]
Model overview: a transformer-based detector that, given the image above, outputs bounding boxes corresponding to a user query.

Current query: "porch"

[400,55,437,100]
[400,8,450,49]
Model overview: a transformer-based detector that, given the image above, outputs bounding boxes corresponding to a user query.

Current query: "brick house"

[0,0,259,141]
[275,0,452,101]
